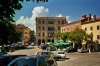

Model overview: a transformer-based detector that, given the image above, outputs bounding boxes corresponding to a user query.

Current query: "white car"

[57,52,66,59]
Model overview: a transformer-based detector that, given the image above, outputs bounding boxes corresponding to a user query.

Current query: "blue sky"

[14,0,100,31]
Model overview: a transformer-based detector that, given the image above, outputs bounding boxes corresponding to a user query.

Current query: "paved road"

[8,45,100,66]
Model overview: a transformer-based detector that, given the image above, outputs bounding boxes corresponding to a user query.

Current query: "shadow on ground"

[58,58,70,61]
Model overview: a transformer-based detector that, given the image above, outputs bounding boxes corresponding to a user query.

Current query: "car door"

[38,57,47,66]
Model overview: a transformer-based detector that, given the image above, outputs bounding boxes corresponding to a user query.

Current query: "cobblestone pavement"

[8,46,100,66]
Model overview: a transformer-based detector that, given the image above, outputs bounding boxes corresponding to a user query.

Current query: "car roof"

[16,55,44,60]
[38,51,52,53]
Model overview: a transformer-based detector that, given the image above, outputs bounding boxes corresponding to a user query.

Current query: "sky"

[14,0,100,32]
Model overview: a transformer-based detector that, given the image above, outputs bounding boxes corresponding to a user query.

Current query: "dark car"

[0,54,27,66]
[8,55,48,66]
[35,51,61,61]
[0,52,6,56]
[64,46,77,53]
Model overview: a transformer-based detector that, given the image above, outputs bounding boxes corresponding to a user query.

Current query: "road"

[8,45,100,66]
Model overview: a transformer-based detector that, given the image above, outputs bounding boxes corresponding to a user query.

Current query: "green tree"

[54,32,61,41]
[61,32,70,42]
[69,28,86,47]
[0,0,48,45]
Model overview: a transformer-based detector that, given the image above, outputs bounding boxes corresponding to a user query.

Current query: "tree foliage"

[0,0,48,45]
[69,28,86,45]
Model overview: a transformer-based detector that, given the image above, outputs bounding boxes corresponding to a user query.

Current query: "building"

[36,17,67,45]
[61,20,82,33]
[61,14,91,33]
[15,24,31,43]
[82,15,100,43]
[61,14,100,51]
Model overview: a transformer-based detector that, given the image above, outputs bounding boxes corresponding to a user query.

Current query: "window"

[48,32,54,37]
[38,33,41,36]
[42,32,45,36]
[58,21,60,24]
[38,20,41,24]
[85,28,87,31]
[42,26,45,30]
[18,59,37,66]
[62,29,63,31]
[38,57,47,66]
[48,21,54,24]
[97,35,100,39]
[48,26,54,31]
[58,26,60,30]
[90,27,93,31]
[97,25,100,30]
[42,20,45,24]
[62,20,64,24]
[25,32,27,34]
[38,26,41,30]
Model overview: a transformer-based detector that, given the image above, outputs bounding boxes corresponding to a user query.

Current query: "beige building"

[35,17,67,45]
[15,24,31,43]
[82,16,100,44]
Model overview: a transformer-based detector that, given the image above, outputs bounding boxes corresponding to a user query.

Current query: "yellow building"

[82,16,100,43]
[15,24,31,43]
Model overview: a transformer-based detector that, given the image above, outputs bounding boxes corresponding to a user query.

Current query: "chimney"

[82,15,86,19]
[89,14,91,18]
[88,14,91,22]
[93,15,96,21]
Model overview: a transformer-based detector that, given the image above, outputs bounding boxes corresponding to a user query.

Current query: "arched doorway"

[38,39,41,46]
[42,39,45,44]
[47,39,51,42]
[52,39,54,43]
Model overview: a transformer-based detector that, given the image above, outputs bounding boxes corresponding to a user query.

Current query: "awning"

[54,41,71,46]
[46,42,53,45]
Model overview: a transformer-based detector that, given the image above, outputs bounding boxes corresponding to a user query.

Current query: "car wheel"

[55,58,59,61]
[66,50,69,53]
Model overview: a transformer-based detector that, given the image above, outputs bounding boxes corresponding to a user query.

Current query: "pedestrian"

[1,45,5,53]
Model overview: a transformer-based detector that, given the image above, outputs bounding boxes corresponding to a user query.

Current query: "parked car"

[64,46,77,53]
[0,54,27,66]
[77,48,89,53]
[0,52,6,56]
[57,52,66,59]
[8,55,48,66]
[43,55,58,66]
[35,51,61,61]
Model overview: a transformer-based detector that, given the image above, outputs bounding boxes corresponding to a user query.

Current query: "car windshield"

[43,52,54,55]
[17,58,37,66]
[0,52,5,56]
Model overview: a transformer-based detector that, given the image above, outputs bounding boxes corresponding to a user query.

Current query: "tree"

[0,0,48,45]
[0,0,48,22]
[60,32,70,42]
[29,30,36,43]
[69,28,86,47]
[53,32,61,41]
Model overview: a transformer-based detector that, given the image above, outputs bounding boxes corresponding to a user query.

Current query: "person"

[1,45,5,53]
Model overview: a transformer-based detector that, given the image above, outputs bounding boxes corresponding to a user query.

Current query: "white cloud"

[56,14,71,23]
[16,6,71,33]
[16,6,49,32]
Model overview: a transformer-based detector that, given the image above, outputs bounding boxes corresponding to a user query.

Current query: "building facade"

[82,16,100,44]
[61,20,82,33]
[36,17,67,45]
[15,24,31,43]
[60,14,91,33]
